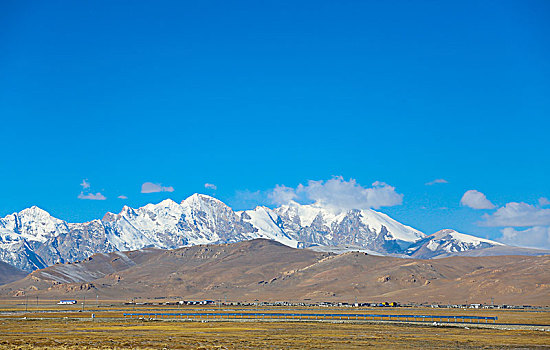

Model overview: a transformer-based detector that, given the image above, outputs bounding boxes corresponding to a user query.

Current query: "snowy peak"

[357,209,425,244]
[120,205,138,217]
[407,229,504,259]
[14,206,61,225]
[181,193,229,211]
[430,229,503,246]
[271,202,425,247]
[18,205,50,217]
[240,206,298,247]
[1,195,521,272]
[143,198,179,211]
[0,206,68,243]
[276,202,338,227]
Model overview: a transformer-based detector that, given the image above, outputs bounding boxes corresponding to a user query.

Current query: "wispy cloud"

[268,185,297,206]
[80,179,90,189]
[539,197,550,207]
[78,192,106,200]
[460,190,495,209]
[425,178,448,186]
[118,195,128,199]
[141,182,175,193]
[204,183,217,190]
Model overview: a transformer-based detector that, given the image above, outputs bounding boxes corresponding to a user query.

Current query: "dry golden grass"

[0,318,549,349]
[1,303,549,348]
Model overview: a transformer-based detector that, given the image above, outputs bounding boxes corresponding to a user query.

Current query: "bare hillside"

[0,261,27,286]
[2,239,548,305]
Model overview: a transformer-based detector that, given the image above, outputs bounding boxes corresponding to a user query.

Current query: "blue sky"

[1,1,549,247]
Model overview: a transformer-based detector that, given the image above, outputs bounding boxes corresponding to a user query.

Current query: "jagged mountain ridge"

[0,194,517,271]
[243,201,425,252]
[407,229,505,259]
[1,194,426,271]
[408,229,550,258]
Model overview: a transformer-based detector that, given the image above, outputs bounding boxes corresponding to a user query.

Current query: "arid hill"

[0,261,27,286]
[2,239,549,306]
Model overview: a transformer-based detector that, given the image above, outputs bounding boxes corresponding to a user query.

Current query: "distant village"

[111,299,539,310]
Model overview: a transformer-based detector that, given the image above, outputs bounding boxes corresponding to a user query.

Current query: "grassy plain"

[1,318,549,349]
[0,302,549,349]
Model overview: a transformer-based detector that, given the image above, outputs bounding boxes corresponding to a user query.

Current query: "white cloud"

[484,201,550,249]
[141,182,175,193]
[425,179,448,186]
[118,195,128,199]
[204,183,217,190]
[80,179,90,189]
[78,179,106,200]
[460,190,495,209]
[482,202,550,227]
[539,197,550,207]
[78,192,106,200]
[268,185,297,206]
[268,176,403,210]
[500,226,550,250]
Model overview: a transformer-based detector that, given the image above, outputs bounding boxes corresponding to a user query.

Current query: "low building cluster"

[119,299,541,310]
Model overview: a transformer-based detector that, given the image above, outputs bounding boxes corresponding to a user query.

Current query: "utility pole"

[36,296,38,307]
[25,296,28,312]
[82,296,85,312]
[96,294,99,308]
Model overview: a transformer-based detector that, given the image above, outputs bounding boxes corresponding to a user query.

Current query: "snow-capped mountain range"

[0,194,509,271]
[406,229,504,259]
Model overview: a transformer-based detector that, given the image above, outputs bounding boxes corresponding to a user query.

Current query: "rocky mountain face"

[0,194,527,272]
[242,202,425,252]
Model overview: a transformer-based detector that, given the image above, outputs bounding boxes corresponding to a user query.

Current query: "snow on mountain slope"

[4,194,519,272]
[0,206,69,243]
[0,240,47,271]
[101,194,260,252]
[103,200,184,251]
[0,207,68,271]
[358,209,425,244]
[260,201,425,252]
[406,229,504,259]
[239,206,299,247]
[178,194,256,245]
